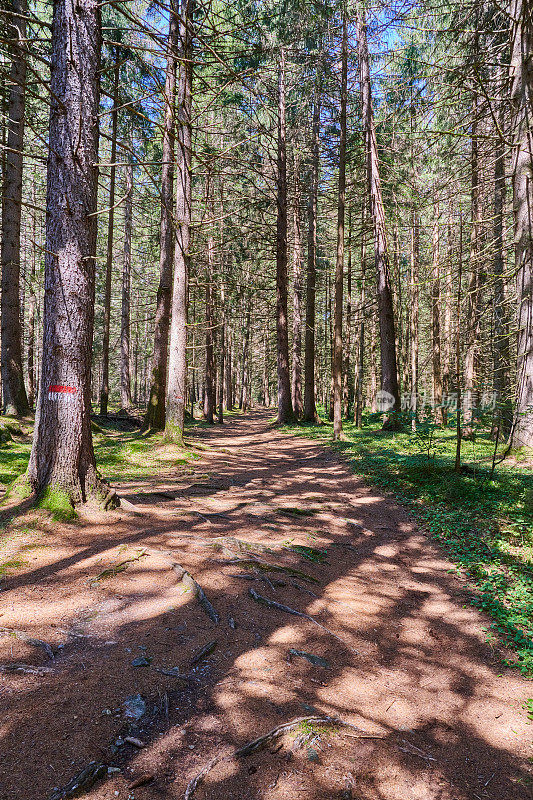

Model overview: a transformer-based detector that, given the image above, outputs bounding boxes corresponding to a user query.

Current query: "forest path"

[0,410,531,800]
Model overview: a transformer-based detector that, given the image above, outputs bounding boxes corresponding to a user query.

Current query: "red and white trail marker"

[48,385,78,401]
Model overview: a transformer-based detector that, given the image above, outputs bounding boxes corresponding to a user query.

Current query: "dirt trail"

[0,410,531,800]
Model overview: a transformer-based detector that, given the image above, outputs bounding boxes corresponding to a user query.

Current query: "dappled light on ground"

[0,411,531,800]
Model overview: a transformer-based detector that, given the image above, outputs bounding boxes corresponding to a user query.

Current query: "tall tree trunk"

[291,152,303,418]
[203,176,215,424]
[492,80,512,438]
[27,0,105,503]
[303,87,320,423]
[343,205,353,418]
[432,203,443,424]
[510,0,533,448]
[1,0,29,415]
[27,181,37,409]
[463,94,483,438]
[354,205,366,427]
[120,158,133,410]
[145,2,179,429]
[356,9,400,421]
[99,46,120,416]
[332,10,347,440]
[166,0,192,443]
[410,208,419,430]
[276,47,294,424]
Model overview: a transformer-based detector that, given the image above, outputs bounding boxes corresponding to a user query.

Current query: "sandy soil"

[0,410,531,800]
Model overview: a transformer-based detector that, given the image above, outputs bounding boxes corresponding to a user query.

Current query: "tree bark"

[99,46,120,416]
[145,1,179,429]
[432,203,443,424]
[166,0,192,443]
[492,78,512,438]
[463,95,483,438]
[356,9,400,421]
[203,176,215,424]
[510,0,533,448]
[291,152,303,418]
[1,0,29,416]
[275,47,294,424]
[303,86,320,423]
[120,158,133,411]
[332,11,347,441]
[410,207,419,430]
[354,204,366,428]
[27,0,104,503]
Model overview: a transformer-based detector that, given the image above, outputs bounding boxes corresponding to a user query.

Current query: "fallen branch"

[172,564,220,625]
[184,715,381,800]
[0,662,54,675]
[91,550,147,583]
[248,589,358,653]
[47,761,107,800]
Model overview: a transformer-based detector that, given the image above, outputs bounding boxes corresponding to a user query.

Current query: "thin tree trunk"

[432,202,443,424]
[492,79,512,438]
[455,213,463,471]
[356,9,400,422]
[27,0,104,502]
[510,0,533,448]
[276,47,294,424]
[99,46,120,416]
[410,208,419,430]
[1,0,29,415]
[333,10,347,440]
[291,152,303,418]
[120,158,133,410]
[303,87,320,423]
[166,0,192,443]
[354,205,366,427]
[463,92,482,437]
[343,205,353,419]
[27,181,37,409]
[203,176,215,424]
[145,2,179,429]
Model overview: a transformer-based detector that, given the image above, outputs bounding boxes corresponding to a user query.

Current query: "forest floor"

[0,409,532,800]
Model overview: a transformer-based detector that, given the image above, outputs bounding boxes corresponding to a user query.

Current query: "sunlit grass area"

[291,413,533,674]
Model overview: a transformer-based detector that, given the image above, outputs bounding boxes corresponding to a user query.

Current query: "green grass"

[0,418,198,493]
[288,413,533,676]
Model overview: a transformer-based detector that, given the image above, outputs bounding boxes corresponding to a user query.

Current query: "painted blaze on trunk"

[26,0,104,503]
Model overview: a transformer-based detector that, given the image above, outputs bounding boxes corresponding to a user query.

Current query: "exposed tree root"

[172,564,220,625]
[248,588,357,653]
[184,715,382,799]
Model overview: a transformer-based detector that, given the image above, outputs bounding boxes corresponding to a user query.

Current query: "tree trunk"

[1,0,29,416]
[99,46,120,416]
[27,0,104,503]
[343,206,353,419]
[203,176,215,424]
[27,181,37,409]
[120,158,133,411]
[166,0,192,443]
[145,2,179,429]
[332,11,347,441]
[463,95,483,438]
[432,203,443,424]
[492,81,512,439]
[303,87,320,423]
[291,152,303,418]
[510,0,533,449]
[410,208,419,430]
[356,9,400,421]
[276,48,294,424]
